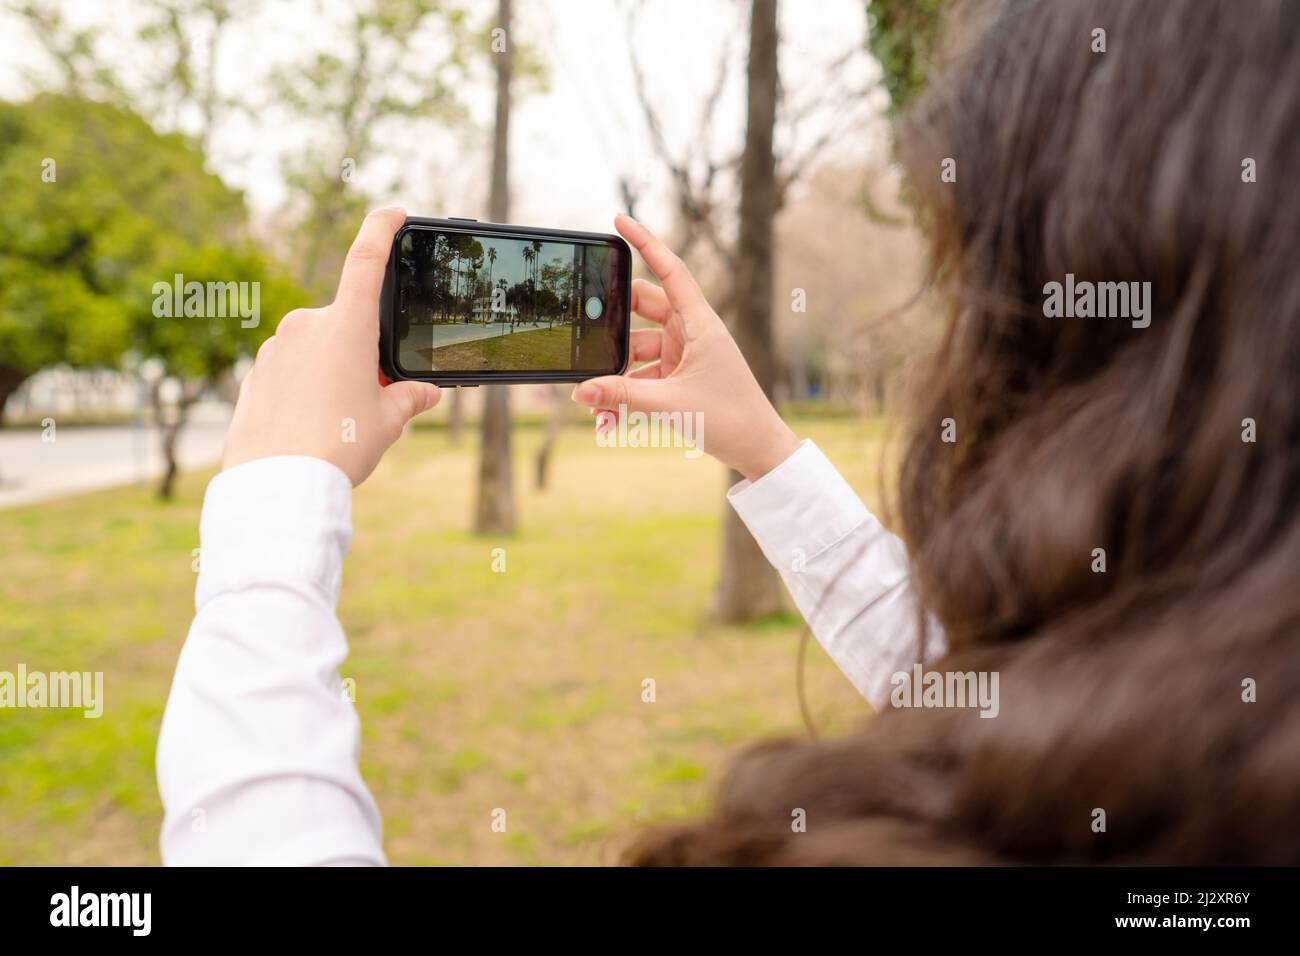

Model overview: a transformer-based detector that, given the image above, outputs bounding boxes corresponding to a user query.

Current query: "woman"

[157,0,1300,864]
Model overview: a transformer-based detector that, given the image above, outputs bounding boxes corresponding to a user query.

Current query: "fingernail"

[572,383,599,405]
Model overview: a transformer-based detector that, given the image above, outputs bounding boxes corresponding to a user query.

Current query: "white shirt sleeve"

[727,439,948,709]
[156,456,385,866]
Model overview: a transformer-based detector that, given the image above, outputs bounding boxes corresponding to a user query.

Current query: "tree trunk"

[474,0,516,535]
[714,0,784,622]
[0,366,28,485]
[476,385,515,531]
[448,387,464,444]
[154,381,200,501]
[158,417,184,500]
[0,366,29,425]
[535,385,565,490]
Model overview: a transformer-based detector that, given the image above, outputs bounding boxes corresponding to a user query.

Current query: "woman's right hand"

[570,214,800,482]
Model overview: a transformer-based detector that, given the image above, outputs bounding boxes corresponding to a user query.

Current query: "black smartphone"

[379,216,632,385]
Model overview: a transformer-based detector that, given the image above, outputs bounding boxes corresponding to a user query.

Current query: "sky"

[0,0,881,235]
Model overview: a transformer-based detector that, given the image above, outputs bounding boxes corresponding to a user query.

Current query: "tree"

[270,0,475,297]
[8,1,301,498]
[0,97,129,419]
[0,93,301,495]
[5,1,128,102]
[865,0,947,113]
[10,0,249,141]
[520,247,535,330]
[712,0,784,621]
[134,243,300,497]
[624,0,876,621]
[474,0,516,535]
[530,239,543,324]
[534,385,565,490]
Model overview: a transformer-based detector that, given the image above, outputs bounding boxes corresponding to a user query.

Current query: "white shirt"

[156,439,945,865]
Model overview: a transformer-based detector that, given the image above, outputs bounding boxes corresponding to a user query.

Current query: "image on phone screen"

[394,227,627,376]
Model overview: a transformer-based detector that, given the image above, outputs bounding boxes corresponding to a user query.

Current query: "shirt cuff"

[196,456,353,610]
[727,439,871,571]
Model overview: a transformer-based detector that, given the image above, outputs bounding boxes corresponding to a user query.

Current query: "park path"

[0,413,229,510]
[399,320,554,369]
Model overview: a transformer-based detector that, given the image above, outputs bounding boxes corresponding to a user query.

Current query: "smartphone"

[379,216,632,385]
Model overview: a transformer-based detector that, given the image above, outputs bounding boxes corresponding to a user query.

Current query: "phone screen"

[394,226,629,377]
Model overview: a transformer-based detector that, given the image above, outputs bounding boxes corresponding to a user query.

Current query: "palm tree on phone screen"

[530,239,543,325]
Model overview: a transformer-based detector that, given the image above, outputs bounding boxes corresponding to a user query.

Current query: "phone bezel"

[379,216,632,385]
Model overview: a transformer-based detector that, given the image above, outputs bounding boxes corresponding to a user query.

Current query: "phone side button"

[448,217,478,222]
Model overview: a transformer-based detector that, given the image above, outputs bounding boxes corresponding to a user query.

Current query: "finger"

[614,214,707,317]
[384,380,442,422]
[627,360,663,380]
[335,207,405,325]
[570,374,659,413]
[236,363,255,396]
[254,335,277,364]
[275,307,320,337]
[631,278,672,324]
[630,328,663,363]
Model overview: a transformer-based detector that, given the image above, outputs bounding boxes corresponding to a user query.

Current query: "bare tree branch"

[620,1,875,261]
[624,0,741,271]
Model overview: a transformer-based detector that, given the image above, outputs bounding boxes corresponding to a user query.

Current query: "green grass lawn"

[425,325,578,371]
[0,413,895,865]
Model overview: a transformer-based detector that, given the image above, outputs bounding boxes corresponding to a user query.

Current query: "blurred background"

[0,0,945,864]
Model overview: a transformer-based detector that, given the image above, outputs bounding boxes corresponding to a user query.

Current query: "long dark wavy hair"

[626,0,1300,865]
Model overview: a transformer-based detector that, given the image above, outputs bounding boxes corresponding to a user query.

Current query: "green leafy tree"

[271,0,479,297]
[133,243,301,497]
[0,93,224,415]
[866,0,947,113]
[0,93,303,494]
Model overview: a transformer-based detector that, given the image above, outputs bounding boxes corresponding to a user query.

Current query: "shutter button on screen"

[584,296,603,320]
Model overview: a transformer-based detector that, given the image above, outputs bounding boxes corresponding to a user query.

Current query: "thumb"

[570,376,657,414]
[384,380,442,423]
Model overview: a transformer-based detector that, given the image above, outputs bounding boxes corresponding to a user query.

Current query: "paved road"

[0,417,229,510]
[399,321,555,369]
